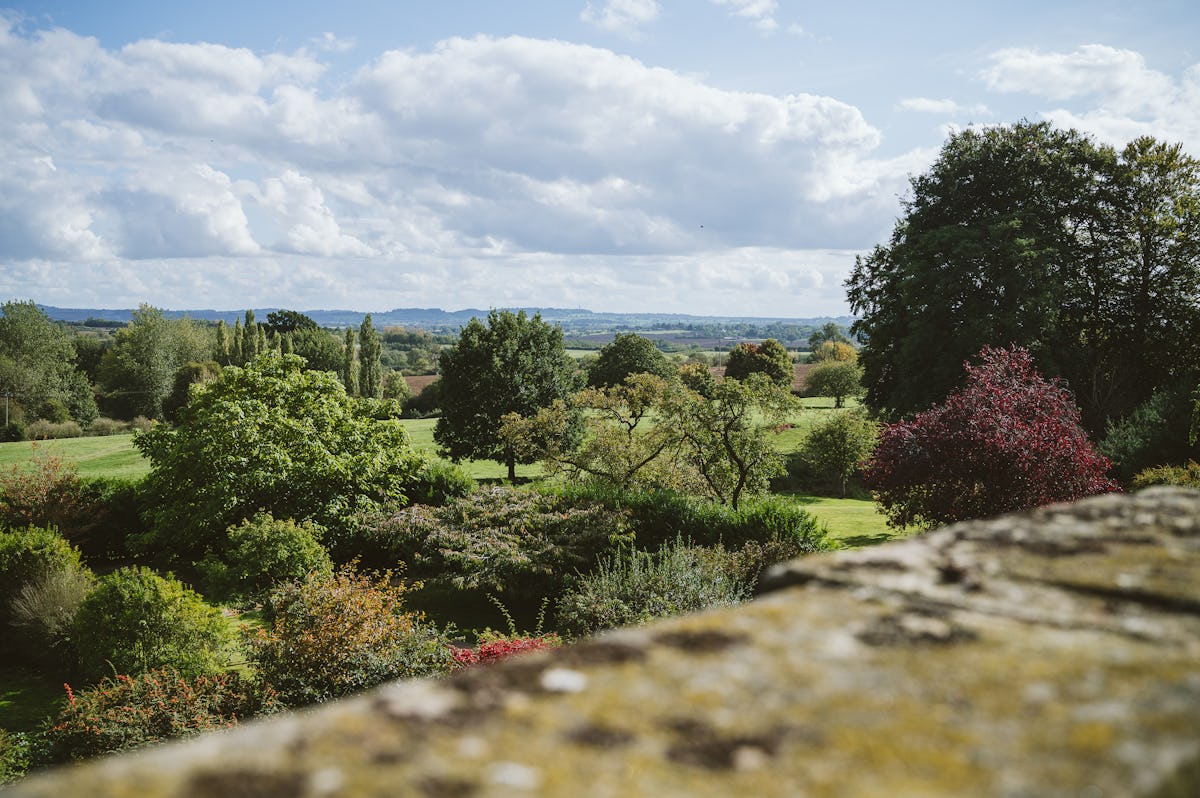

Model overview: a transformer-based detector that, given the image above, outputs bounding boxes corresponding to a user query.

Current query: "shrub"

[363,486,633,601]
[545,483,831,555]
[1099,387,1199,485]
[9,567,95,666]
[70,477,150,565]
[73,566,235,683]
[134,355,424,564]
[450,635,561,668]
[0,446,84,531]
[554,538,752,638]
[38,669,279,764]
[198,514,332,601]
[0,730,32,785]
[863,346,1119,529]
[1132,461,1200,489]
[247,565,452,707]
[0,526,87,639]
[0,422,25,442]
[403,458,476,507]
[23,420,83,440]
[86,417,131,437]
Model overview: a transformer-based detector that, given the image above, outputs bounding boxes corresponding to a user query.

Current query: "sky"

[0,1,1198,318]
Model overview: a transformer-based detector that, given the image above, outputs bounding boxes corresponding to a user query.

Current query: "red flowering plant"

[449,635,562,668]
[39,668,279,763]
[863,345,1119,529]
[448,596,562,669]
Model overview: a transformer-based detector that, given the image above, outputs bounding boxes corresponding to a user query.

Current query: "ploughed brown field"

[710,362,813,394]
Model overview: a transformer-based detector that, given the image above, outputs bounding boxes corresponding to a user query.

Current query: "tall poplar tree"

[341,327,359,396]
[358,315,382,399]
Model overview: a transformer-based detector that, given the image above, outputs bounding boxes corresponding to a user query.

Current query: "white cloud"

[254,170,375,257]
[580,0,660,36]
[311,32,356,53]
[982,45,1200,150]
[897,97,990,117]
[711,0,779,32]
[0,20,918,314]
[108,163,260,258]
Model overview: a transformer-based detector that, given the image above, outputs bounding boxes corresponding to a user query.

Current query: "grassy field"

[790,494,905,548]
[0,435,149,480]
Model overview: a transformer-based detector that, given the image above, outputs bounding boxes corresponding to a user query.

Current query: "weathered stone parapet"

[8,487,1200,797]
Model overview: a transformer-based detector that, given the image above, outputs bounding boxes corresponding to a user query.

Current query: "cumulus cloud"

[982,45,1200,150]
[108,163,260,258]
[253,170,375,257]
[580,0,660,35]
[897,97,990,117]
[0,18,917,314]
[711,0,779,32]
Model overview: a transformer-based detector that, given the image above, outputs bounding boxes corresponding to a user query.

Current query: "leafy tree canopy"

[135,354,424,562]
[0,300,97,425]
[862,346,1118,529]
[805,360,864,408]
[723,338,793,387]
[435,310,581,479]
[263,310,319,335]
[587,332,675,387]
[847,122,1200,433]
[97,305,211,420]
[807,322,850,350]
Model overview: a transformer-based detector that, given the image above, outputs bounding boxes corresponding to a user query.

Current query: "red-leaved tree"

[863,346,1119,529]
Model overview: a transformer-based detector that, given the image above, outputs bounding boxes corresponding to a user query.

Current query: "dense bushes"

[134,354,426,564]
[1132,461,1200,489]
[555,538,752,638]
[362,486,633,600]
[197,514,332,601]
[0,526,88,635]
[38,669,278,764]
[247,565,451,707]
[72,566,234,683]
[546,483,830,555]
[863,346,1118,528]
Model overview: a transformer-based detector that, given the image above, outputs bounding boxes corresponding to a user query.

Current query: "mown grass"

[0,435,149,480]
[785,494,907,548]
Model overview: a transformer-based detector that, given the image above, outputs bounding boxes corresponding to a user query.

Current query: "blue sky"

[1,1,1197,316]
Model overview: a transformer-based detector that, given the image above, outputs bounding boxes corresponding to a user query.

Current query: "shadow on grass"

[839,532,901,548]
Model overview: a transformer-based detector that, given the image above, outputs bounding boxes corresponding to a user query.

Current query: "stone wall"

[7,487,1199,797]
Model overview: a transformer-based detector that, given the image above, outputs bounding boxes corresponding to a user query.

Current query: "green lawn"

[399,418,543,480]
[0,667,65,733]
[0,435,149,480]
[786,494,909,548]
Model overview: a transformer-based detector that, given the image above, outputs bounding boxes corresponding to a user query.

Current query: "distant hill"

[38,305,854,333]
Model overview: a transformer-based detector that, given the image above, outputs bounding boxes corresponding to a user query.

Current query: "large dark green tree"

[846,122,1200,434]
[587,332,675,387]
[435,310,580,480]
